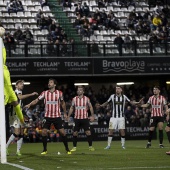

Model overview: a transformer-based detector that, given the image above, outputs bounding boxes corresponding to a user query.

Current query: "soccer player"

[100,85,141,149]
[0,27,25,132]
[6,80,38,156]
[24,78,71,155]
[67,86,95,152]
[165,108,170,155]
[141,86,168,148]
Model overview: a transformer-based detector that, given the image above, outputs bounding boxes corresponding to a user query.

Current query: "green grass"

[1,140,170,170]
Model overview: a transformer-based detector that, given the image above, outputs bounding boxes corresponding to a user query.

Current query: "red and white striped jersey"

[147,95,167,117]
[38,90,63,118]
[72,96,91,119]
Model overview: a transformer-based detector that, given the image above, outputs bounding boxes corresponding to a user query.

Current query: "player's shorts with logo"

[12,116,22,128]
[73,119,91,132]
[42,117,64,130]
[109,117,125,130]
[149,116,164,127]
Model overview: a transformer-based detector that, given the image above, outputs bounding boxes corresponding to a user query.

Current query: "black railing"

[5,41,170,57]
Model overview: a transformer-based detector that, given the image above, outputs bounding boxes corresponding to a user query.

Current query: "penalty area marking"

[5,162,34,170]
[107,166,170,169]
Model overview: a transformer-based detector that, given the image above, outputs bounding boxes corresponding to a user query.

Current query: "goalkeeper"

[1,26,25,125]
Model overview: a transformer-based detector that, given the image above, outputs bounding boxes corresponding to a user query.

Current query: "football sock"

[159,130,163,144]
[42,136,47,151]
[87,135,92,147]
[6,133,17,148]
[61,135,69,151]
[17,135,23,152]
[14,104,24,123]
[166,131,170,143]
[121,136,125,146]
[148,130,153,143]
[108,135,113,147]
[73,136,77,147]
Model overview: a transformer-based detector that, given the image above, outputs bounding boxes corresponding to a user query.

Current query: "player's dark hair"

[153,86,160,90]
[77,85,85,91]
[49,78,57,85]
[16,80,24,85]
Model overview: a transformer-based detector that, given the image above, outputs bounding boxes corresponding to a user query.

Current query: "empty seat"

[43,6,50,11]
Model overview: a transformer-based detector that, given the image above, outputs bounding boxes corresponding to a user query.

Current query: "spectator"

[39,14,48,30]
[7,0,17,14]
[49,20,57,32]
[67,38,76,55]
[124,106,136,124]
[124,34,131,50]
[94,9,101,20]
[111,16,120,30]
[81,22,92,37]
[143,9,151,21]
[52,28,61,41]
[98,0,106,8]
[47,31,53,41]
[82,2,90,17]
[22,27,34,44]
[114,33,124,53]
[60,39,68,56]
[13,26,23,42]
[36,9,43,27]
[135,20,143,35]
[143,22,151,34]
[46,15,53,27]
[15,0,24,12]
[162,5,170,18]
[54,39,60,53]
[60,30,67,42]
[161,14,168,26]
[63,0,71,8]
[152,14,162,30]
[75,3,83,17]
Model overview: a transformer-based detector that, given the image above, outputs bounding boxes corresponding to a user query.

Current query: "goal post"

[0,37,7,163]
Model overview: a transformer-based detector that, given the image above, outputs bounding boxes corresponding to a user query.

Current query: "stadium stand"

[0,0,170,57]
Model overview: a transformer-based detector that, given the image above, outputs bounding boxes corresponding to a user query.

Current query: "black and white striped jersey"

[107,94,130,118]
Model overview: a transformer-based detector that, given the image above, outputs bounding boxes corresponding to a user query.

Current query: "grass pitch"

[1,140,170,170]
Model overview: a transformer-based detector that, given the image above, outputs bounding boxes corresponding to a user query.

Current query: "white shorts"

[109,117,125,130]
[12,116,21,128]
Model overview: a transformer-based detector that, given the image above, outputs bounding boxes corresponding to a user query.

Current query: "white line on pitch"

[5,162,34,170]
[107,166,170,169]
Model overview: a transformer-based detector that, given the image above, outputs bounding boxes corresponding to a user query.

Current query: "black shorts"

[73,119,91,132]
[149,116,164,127]
[42,117,64,130]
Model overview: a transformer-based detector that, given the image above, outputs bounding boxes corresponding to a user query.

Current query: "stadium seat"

[90,1,97,6]
[15,23,22,29]
[43,6,50,11]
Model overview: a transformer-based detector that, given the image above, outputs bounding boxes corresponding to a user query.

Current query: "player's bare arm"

[100,101,109,107]
[61,100,67,119]
[141,103,150,108]
[67,106,74,121]
[24,98,39,109]
[130,97,144,105]
[165,106,170,121]
[17,92,38,100]
[89,102,95,122]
